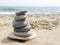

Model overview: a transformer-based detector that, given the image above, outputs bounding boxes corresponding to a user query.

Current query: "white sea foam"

[0,12,15,14]
[0,12,60,15]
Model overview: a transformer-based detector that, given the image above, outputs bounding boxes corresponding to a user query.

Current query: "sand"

[0,13,60,45]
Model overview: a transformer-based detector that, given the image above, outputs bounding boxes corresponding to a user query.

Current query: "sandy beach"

[0,13,60,45]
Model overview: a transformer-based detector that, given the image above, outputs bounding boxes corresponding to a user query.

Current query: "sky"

[0,0,60,6]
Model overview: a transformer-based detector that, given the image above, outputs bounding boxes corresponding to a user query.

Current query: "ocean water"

[0,6,60,13]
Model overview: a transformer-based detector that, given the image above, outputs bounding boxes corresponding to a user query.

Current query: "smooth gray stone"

[8,30,37,40]
[12,20,28,28]
[14,15,27,21]
[14,25,31,32]
[14,30,33,37]
[16,11,27,16]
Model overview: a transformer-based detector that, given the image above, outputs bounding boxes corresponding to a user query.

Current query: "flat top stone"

[16,10,27,16]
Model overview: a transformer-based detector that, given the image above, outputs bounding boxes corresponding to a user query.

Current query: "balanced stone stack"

[8,11,36,40]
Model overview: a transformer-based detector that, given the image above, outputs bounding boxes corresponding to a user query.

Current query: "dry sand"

[0,13,60,45]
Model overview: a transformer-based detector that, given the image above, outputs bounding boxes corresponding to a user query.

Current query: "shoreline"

[0,12,60,14]
[0,12,60,20]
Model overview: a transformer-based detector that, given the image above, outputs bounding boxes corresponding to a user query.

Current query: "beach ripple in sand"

[27,15,59,30]
[0,14,60,45]
[0,14,59,30]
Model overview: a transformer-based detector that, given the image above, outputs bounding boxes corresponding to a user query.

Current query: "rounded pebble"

[14,30,33,37]
[14,15,27,21]
[8,30,37,40]
[13,20,28,28]
[14,25,31,32]
[16,11,27,16]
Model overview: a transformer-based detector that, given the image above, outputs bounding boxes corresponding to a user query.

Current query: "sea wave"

[0,6,60,12]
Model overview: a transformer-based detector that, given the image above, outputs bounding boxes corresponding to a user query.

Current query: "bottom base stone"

[8,31,37,40]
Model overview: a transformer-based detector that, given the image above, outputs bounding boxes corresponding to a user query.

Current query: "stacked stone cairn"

[8,11,36,40]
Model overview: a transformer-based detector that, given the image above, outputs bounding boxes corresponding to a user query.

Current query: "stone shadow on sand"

[1,37,27,43]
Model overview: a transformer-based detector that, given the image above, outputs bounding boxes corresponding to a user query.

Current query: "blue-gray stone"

[12,20,28,28]
[14,15,27,21]
[14,25,31,32]
[16,11,27,16]
[14,30,33,37]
